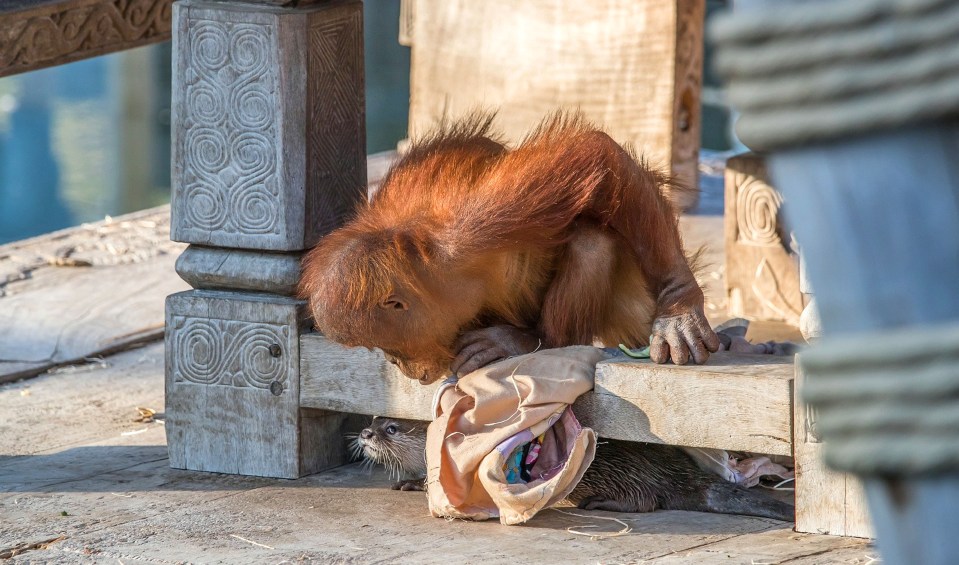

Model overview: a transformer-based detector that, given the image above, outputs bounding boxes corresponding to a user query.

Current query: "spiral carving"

[172,316,289,389]
[180,19,280,238]
[736,176,783,247]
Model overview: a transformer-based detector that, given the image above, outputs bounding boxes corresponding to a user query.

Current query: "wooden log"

[299,333,795,455]
[407,0,704,210]
[724,153,804,325]
[0,0,174,78]
[768,124,959,554]
[793,358,872,538]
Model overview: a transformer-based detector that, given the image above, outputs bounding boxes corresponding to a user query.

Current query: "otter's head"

[348,417,428,478]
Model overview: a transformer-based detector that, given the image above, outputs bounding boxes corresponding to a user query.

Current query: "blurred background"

[0,0,733,245]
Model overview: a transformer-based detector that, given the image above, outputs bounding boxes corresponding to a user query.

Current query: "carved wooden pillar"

[716,0,959,558]
[165,0,365,478]
[724,153,803,325]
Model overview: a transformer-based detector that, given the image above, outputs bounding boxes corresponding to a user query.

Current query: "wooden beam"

[586,353,794,455]
[0,0,174,78]
[407,0,704,210]
[300,333,795,455]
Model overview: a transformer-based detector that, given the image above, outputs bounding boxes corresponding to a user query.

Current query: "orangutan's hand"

[450,325,542,376]
[650,308,720,365]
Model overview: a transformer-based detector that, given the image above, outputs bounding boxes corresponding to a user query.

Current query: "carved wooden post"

[724,153,803,325]
[165,0,365,478]
[716,0,959,559]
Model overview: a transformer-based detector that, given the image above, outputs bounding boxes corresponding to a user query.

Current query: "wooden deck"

[0,195,876,563]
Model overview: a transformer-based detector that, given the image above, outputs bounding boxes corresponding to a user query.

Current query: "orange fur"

[300,112,704,382]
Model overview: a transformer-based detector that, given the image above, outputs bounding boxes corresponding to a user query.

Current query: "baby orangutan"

[300,114,719,383]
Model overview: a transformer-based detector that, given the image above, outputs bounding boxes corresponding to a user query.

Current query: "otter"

[349,417,428,491]
[351,417,794,522]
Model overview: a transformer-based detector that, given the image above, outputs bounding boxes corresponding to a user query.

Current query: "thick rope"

[710,0,959,149]
[801,322,959,476]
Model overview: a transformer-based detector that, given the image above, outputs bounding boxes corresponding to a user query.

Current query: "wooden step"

[299,333,794,455]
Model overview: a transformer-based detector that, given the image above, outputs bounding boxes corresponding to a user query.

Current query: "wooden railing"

[0,0,174,78]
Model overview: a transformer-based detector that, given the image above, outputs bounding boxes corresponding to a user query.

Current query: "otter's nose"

[360,429,373,440]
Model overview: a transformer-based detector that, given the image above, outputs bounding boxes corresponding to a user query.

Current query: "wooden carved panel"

[173,10,286,248]
[171,1,365,251]
[169,315,292,391]
[735,175,785,247]
[305,3,366,244]
[165,290,313,477]
[724,153,804,325]
[0,0,173,78]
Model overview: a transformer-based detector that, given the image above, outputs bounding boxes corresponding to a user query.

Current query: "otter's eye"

[386,425,398,435]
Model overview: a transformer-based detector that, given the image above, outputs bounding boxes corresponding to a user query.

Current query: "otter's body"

[569,439,793,521]
[354,418,793,522]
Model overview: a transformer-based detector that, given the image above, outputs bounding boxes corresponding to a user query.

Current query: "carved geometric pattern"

[0,0,173,78]
[170,315,291,389]
[180,18,281,238]
[735,174,784,247]
[306,5,366,242]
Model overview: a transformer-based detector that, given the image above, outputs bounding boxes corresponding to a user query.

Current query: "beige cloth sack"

[426,346,607,525]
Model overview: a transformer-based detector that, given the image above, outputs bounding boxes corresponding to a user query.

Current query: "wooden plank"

[300,333,794,454]
[794,360,847,536]
[646,527,870,564]
[845,474,873,539]
[586,354,795,455]
[408,0,704,209]
[0,0,174,79]
[724,153,804,325]
[300,333,438,420]
[0,342,167,460]
[170,0,365,252]
[0,209,189,384]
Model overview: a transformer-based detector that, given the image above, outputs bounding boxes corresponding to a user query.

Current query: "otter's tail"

[701,481,794,522]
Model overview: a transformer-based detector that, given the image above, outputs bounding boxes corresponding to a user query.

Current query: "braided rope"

[711,0,959,149]
[801,322,959,476]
